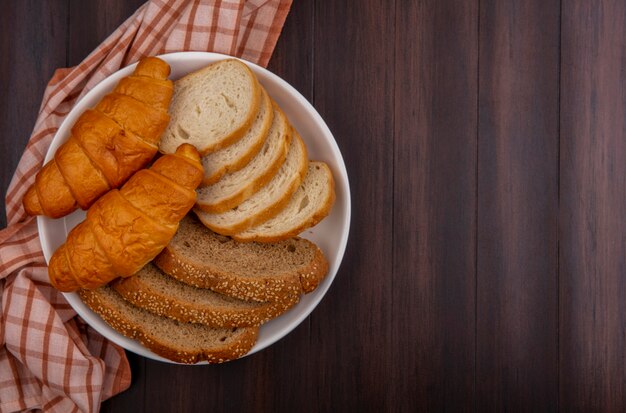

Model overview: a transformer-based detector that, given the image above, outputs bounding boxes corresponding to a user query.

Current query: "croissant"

[48,144,204,292]
[23,57,174,218]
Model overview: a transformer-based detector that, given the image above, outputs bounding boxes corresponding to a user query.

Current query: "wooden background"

[1,0,626,411]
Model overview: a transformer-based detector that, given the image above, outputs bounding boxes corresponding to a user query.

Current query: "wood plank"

[392,0,478,411]
[560,1,626,410]
[267,0,314,101]
[476,0,560,410]
[304,0,395,411]
[0,0,68,227]
[67,0,145,65]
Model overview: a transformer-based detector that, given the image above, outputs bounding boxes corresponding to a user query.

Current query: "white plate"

[37,52,351,364]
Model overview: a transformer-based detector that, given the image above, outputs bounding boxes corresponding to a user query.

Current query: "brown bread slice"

[112,263,299,327]
[154,215,329,302]
[79,286,258,364]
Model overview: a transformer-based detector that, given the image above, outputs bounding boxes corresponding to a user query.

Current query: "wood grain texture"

[393,0,477,411]
[476,1,560,410]
[68,0,146,66]
[309,0,395,411]
[0,0,68,228]
[3,0,626,411]
[560,1,626,410]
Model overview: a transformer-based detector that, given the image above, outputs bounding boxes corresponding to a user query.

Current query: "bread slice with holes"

[78,286,258,364]
[159,59,262,156]
[195,105,292,213]
[233,162,335,243]
[201,88,274,186]
[111,263,299,327]
[154,215,329,302]
[195,130,308,235]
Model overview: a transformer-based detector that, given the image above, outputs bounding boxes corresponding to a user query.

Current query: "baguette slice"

[159,59,262,155]
[154,215,329,302]
[79,286,258,364]
[112,263,299,327]
[195,130,308,235]
[201,88,274,186]
[233,162,335,243]
[195,106,291,213]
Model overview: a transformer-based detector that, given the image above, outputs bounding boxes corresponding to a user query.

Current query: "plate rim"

[37,51,351,364]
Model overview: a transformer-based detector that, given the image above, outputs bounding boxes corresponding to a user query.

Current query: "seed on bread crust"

[79,287,258,364]
[112,263,299,327]
[154,216,329,303]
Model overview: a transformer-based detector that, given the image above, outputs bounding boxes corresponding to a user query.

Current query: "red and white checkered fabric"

[0,0,292,411]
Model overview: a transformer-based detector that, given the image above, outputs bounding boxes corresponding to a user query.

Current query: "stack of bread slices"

[79,59,335,364]
[159,59,335,242]
[80,215,328,364]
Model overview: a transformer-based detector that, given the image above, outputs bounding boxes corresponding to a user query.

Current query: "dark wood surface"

[2,0,626,411]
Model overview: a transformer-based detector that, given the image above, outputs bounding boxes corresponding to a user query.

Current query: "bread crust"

[111,268,300,328]
[78,288,258,364]
[201,88,275,186]
[232,162,336,243]
[195,130,309,235]
[154,225,330,301]
[195,106,292,214]
[161,59,263,156]
[296,241,330,293]
[154,245,302,303]
[198,76,262,156]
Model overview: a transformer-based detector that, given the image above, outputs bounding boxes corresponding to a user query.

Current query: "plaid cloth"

[0,0,291,411]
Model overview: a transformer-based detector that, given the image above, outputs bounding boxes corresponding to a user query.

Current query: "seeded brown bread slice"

[78,286,258,364]
[159,59,262,155]
[195,105,291,213]
[154,215,329,302]
[233,162,335,243]
[112,263,299,327]
[201,88,274,186]
[195,129,308,235]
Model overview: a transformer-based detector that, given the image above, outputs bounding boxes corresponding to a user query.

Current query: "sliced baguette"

[233,162,336,243]
[79,286,258,364]
[154,215,329,302]
[195,130,308,235]
[201,88,274,186]
[159,59,262,155]
[112,263,299,327]
[195,106,291,213]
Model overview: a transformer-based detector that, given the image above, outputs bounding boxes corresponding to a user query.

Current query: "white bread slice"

[159,59,261,155]
[154,215,329,302]
[200,88,274,186]
[195,106,291,213]
[78,286,258,364]
[195,130,308,235]
[112,263,298,327]
[233,162,336,243]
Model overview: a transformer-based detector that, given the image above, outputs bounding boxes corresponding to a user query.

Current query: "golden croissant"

[48,144,203,292]
[23,57,174,218]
